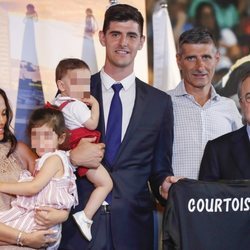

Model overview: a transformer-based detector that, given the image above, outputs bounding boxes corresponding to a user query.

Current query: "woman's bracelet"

[16,231,24,246]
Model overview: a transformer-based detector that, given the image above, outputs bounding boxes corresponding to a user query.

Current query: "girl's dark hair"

[0,88,17,157]
[28,106,66,137]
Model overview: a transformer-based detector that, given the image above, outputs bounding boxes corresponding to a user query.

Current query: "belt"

[102,204,111,213]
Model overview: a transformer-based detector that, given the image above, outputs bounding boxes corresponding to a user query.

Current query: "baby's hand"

[82,95,98,107]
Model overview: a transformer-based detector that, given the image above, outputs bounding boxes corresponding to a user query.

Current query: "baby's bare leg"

[84,165,113,219]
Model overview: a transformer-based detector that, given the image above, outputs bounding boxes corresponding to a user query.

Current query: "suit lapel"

[113,79,147,168]
[91,75,148,168]
[231,126,250,178]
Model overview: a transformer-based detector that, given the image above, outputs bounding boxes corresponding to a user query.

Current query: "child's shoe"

[73,211,93,241]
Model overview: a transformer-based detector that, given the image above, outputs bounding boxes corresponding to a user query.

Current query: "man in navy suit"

[199,69,250,180]
[60,4,179,250]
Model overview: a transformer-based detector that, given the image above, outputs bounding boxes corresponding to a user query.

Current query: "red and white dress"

[52,96,101,177]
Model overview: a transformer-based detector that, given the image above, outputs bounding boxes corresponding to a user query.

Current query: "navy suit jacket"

[199,126,250,181]
[60,73,174,250]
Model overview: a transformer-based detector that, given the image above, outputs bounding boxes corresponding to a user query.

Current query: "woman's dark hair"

[0,88,17,157]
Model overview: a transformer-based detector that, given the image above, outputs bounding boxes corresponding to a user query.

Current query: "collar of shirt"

[100,68,135,91]
[100,68,136,140]
[173,80,220,101]
[55,94,75,101]
[247,124,250,140]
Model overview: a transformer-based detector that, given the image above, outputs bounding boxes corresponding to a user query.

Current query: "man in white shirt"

[168,27,242,179]
[61,4,179,250]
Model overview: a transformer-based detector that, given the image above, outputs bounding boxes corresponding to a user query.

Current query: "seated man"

[199,69,250,180]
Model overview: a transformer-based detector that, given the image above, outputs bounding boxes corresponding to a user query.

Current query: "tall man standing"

[60,4,177,250]
[168,28,242,180]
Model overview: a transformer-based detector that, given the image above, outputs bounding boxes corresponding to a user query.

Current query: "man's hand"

[160,176,183,199]
[70,137,105,168]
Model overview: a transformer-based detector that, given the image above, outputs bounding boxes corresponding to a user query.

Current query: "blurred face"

[239,76,250,125]
[99,20,145,75]
[0,95,7,141]
[200,6,215,29]
[31,124,59,157]
[58,68,91,100]
[177,43,220,94]
[86,8,92,16]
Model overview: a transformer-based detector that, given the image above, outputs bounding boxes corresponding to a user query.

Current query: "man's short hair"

[102,4,144,36]
[178,27,216,53]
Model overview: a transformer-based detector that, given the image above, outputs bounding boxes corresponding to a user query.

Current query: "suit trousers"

[90,205,114,250]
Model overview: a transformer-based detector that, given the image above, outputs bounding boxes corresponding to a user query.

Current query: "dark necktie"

[105,83,123,166]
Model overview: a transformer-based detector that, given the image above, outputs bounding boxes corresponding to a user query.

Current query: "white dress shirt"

[168,81,243,179]
[100,68,136,140]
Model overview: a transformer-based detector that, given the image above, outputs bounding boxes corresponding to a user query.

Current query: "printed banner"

[0,1,147,144]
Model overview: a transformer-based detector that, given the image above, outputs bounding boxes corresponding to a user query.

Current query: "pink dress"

[0,150,78,249]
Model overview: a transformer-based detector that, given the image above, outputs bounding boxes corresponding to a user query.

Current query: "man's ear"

[138,35,145,50]
[99,30,106,47]
[214,51,221,65]
[176,53,182,70]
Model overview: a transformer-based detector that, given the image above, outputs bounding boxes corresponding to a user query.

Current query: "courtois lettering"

[188,197,250,212]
